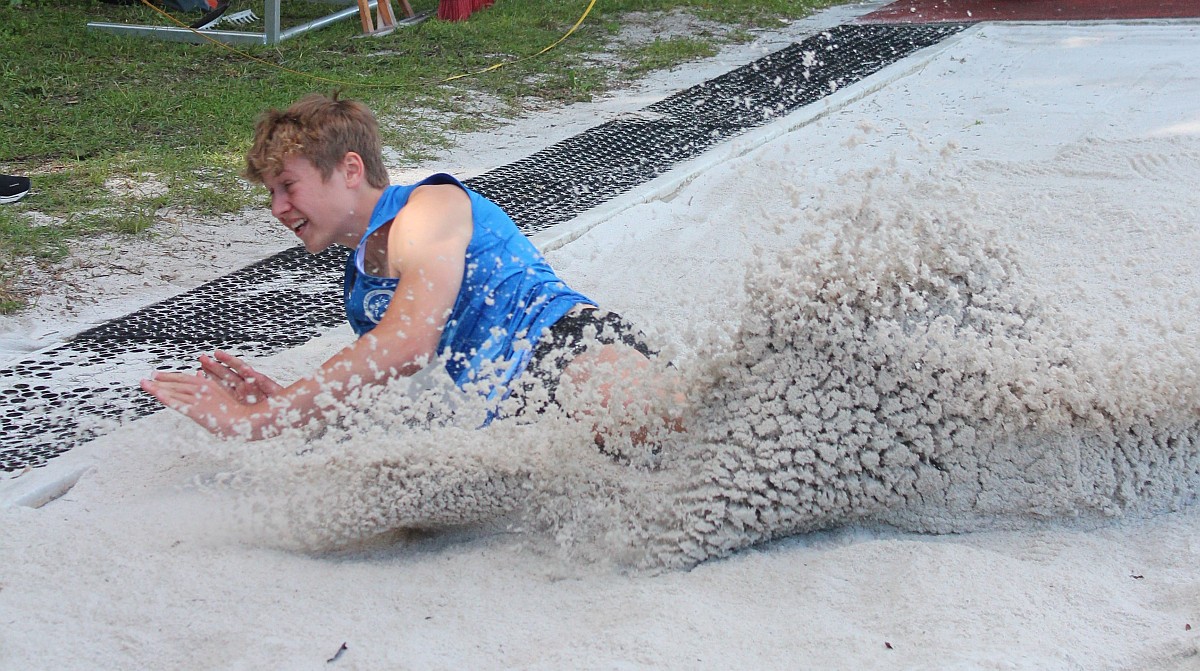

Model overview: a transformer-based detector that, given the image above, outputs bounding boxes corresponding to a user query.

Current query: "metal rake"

[193,6,259,31]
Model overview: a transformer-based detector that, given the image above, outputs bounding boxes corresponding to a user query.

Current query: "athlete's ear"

[341,151,366,187]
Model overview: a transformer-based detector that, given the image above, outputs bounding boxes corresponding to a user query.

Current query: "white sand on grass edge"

[3,17,1200,671]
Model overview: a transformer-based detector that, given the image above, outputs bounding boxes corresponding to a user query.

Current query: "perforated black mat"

[1,22,968,470]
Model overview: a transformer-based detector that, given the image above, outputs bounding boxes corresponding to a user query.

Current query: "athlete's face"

[263,155,358,254]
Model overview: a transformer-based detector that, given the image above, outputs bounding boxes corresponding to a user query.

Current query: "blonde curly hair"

[244,92,389,189]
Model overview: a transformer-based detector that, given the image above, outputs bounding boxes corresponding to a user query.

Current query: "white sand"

[4,17,1200,671]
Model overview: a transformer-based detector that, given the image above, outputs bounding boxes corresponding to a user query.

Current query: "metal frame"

[86,1,430,45]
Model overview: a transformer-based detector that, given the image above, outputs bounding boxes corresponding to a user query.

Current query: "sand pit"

[3,19,1200,670]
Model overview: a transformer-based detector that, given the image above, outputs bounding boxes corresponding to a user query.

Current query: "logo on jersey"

[362,288,394,325]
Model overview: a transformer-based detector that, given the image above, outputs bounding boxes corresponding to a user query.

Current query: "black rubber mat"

[1,22,968,471]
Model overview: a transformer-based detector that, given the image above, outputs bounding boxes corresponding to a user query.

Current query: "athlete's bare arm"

[141,184,473,439]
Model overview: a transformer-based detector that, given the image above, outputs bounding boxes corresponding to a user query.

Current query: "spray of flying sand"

[196,168,1200,569]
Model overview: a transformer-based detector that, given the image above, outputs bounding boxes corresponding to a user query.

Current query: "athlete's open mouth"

[290,219,308,235]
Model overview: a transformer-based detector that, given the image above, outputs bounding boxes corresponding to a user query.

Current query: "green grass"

[619,36,722,78]
[0,0,840,313]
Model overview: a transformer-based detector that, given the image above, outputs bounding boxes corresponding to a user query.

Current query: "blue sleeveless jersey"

[343,173,591,396]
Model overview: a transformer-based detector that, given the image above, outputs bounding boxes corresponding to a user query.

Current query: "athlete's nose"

[270,191,290,220]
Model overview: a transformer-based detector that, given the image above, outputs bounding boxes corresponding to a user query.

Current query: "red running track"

[858,0,1200,23]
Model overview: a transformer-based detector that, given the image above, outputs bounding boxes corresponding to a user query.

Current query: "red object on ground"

[859,0,1200,23]
[438,0,474,21]
[438,0,491,21]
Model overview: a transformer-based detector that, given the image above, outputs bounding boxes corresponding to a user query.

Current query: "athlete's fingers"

[141,379,197,410]
[144,379,202,402]
[198,357,249,399]
[214,350,285,396]
[149,370,232,401]
[200,353,274,405]
[150,371,198,385]
[213,350,258,378]
[142,370,256,439]
[198,354,237,382]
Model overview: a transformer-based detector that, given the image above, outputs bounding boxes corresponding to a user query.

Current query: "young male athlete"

[141,93,659,440]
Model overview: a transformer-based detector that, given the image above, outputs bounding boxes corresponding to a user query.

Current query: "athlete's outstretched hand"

[140,351,281,439]
[196,350,284,404]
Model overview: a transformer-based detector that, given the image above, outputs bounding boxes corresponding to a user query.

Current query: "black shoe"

[0,174,30,204]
